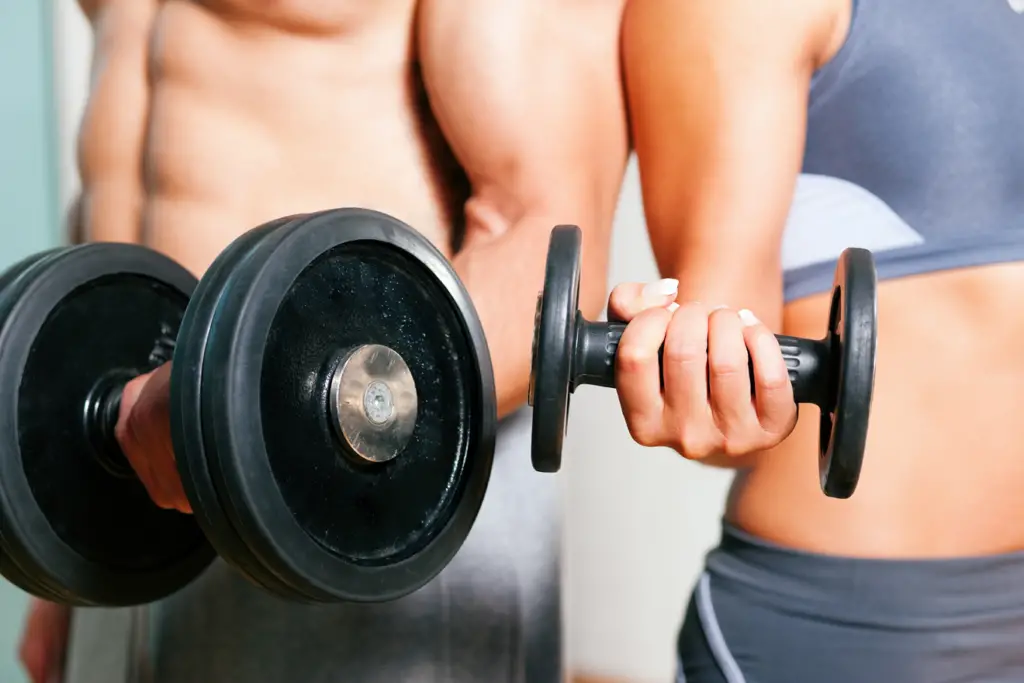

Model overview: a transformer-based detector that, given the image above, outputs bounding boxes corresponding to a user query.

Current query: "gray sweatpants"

[677,521,1024,683]
[66,408,562,683]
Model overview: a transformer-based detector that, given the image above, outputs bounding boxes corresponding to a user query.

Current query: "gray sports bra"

[782,0,1024,302]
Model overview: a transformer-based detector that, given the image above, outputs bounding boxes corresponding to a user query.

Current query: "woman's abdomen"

[727,262,1024,558]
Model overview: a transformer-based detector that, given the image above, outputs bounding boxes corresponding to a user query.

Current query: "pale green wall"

[0,0,61,681]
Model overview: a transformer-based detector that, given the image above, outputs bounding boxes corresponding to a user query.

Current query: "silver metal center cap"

[362,381,394,425]
[329,344,418,464]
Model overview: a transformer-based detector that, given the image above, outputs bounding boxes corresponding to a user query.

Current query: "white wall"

[51,3,730,681]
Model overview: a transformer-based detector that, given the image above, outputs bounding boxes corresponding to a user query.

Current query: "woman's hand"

[608,279,798,460]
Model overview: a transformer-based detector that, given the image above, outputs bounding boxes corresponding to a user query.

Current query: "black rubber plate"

[818,248,877,499]
[528,226,581,474]
[199,208,496,603]
[0,249,62,297]
[170,218,310,602]
[0,245,215,606]
[0,249,72,604]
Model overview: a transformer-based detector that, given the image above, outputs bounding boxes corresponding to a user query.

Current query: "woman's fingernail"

[667,302,680,313]
[641,278,679,300]
[738,309,759,326]
[710,304,729,312]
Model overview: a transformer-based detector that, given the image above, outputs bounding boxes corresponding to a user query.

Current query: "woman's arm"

[624,0,847,326]
[611,0,849,462]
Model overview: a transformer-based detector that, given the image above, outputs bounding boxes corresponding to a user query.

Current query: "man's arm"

[622,0,848,330]
[417,0,630,419]
[66,195,85,244]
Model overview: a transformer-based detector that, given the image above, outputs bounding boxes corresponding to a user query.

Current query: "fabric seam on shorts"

[695,572,748,683]
[676,656,688,683]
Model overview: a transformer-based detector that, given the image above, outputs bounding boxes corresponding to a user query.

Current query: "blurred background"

[0,2,733,681]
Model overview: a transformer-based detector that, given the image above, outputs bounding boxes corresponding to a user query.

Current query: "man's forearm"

[417,0,629,420]
[71,188,146,245]
[454,205,610,420]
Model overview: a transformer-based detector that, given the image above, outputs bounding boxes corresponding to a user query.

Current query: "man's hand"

[114,362,191,513]
[607,282,798,459]
[19,599,71,683]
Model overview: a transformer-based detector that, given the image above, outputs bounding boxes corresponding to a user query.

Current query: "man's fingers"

[163,465,193,514]
[111,363,192,513]
[608,278,678,322]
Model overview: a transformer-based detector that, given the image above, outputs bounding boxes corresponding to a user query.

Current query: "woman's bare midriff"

[726,261,1024,559]
[78,0,464,277]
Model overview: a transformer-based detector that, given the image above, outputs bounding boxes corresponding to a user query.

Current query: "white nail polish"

[738,309,759,326]
[666,302,680,313]
[641,278,679,299]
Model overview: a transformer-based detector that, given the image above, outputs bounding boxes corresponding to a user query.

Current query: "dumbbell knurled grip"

[571,317,831,408]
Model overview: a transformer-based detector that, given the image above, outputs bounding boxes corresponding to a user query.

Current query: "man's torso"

[77,0,466,272]
[70,1,560,680]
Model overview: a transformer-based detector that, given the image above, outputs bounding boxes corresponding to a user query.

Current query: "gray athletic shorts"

[677,521,1024,683]
[65,408,562,683]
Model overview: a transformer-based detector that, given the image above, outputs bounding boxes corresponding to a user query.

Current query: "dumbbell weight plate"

[818,249,877,499]
[170,218,310,602]
[209,209,496,602]
[528,226,580,473]
[0,245,215,606]
[176,208,497,603]
[0,249,62,296]
[0,250,76,604]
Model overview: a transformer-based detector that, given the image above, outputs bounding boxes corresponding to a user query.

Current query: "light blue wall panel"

[0,1,61,681]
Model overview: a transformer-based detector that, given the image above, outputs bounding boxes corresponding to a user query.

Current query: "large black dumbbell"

[170,210,495,604]
[528,225,877,499]
[0,209,496,607]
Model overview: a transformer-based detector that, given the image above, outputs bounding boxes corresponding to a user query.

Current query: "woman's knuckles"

[617,341,659,372]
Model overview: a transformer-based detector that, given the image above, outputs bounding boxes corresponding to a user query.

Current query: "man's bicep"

[416,0,628,220]
[623,0,829,327]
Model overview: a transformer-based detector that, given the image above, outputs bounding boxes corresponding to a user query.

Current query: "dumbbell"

[0,209,496,607]
[528,225,877,499]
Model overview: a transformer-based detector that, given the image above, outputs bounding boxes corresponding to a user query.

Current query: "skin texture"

[608,287,796,458]
[617,0,1024,561]
[20,1,629,681]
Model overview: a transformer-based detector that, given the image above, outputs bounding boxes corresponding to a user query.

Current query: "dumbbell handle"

[572,317,832,408]
[84,334,177,479]
[85,376,136,479]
